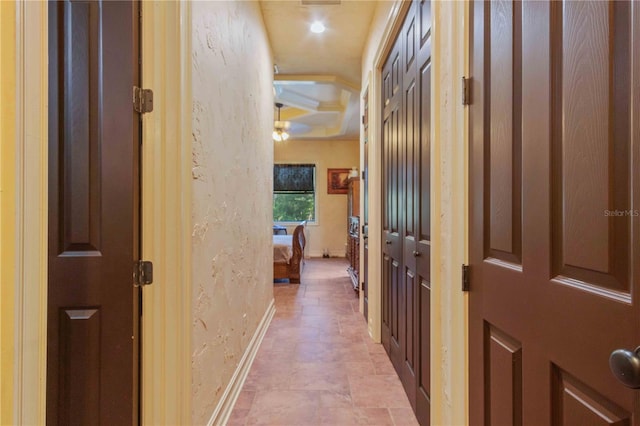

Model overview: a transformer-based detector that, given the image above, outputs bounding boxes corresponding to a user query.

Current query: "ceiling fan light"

[273,127,289,142]
[273,102,290,142]
[310,21,325,34]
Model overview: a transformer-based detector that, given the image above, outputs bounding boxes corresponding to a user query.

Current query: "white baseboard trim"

[206,299,275,426]
[308,250,347,258]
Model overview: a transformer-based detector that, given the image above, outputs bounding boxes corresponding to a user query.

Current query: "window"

[273,164,316,222]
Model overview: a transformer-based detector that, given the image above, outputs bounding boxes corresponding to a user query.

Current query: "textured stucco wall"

[191,2,274,424]
[274,139,359,257]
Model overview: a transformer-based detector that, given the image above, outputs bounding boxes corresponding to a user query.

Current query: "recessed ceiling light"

[310,21,325,34]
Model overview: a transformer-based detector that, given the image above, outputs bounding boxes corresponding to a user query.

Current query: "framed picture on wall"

[327,168,350,194]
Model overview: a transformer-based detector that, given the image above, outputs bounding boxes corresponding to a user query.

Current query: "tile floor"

[228,258,419,425]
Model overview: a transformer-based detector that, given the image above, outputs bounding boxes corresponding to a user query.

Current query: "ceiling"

[260,0,378,140]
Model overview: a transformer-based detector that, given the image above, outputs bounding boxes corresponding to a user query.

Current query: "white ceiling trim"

[275,74,360,92]
[277,89,321,111]
[274,74,360,140]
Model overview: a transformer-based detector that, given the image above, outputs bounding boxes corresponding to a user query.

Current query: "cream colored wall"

[190,2,274,424]
[0,2,16,423]
[361,1,469,425]
[274,139,359,257]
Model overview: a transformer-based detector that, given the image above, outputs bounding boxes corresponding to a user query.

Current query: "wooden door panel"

[383,111,391,233]
[404,79,416,243]
[416,279,431,422]
[419,0,431,46]
[390,259,404,371]
[551,0,631,291]
[404,16,415,73]
[391,106,401,236]
[487,0,522,264]
[552,368,631,426]
[405,269,415,369]
[391,259,401,347]
[382,254,392,348]
[59,309,101,425]
[554,1,613,273]
[48,1,139,424]
[471,0,640,424]
[58,1,102,256]
[486,325,522,426]
[392,53,401,101]
[383,69,391,110]
[418,61,431,255]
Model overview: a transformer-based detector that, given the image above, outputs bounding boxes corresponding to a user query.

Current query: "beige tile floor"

[228,258,419,426]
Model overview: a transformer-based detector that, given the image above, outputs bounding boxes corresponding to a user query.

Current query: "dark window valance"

[274,164,315,193]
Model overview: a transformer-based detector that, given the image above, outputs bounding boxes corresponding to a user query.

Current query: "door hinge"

[361,115,365,125]
[462,264,470,291]
[133,86,154,114]
[462,77,471,106]
[134,260,153,287]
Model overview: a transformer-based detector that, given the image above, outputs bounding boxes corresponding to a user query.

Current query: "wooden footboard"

[273,221,306,283]
[287,222,306,283]
[273,262,290,280]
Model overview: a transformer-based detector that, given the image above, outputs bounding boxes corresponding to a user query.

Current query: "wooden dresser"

[346,177,360,292]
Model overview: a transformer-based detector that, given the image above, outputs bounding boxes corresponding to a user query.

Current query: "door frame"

[7,2,192,424]
[140,2,192,424]
[11,2,48,424]
[427,2,470,425]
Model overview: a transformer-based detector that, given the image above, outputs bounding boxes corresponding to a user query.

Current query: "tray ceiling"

[260,0,378,140]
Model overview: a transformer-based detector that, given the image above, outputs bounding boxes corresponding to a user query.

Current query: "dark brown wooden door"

[414,2,431,423]
[47,1,140,424]
[382,1,432,423]
[400,3,419,407]
[382,31,403,370]
[469,1,640,424]
[363,89,369,320]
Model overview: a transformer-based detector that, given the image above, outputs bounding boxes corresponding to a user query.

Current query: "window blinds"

[273,164,315,193]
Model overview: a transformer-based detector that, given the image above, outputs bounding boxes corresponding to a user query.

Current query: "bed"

[273,221,306,283]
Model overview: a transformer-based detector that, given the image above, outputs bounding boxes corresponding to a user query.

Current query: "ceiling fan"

[272,102,290,142]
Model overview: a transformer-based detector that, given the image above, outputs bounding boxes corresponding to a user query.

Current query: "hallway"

[229,258,418,425]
